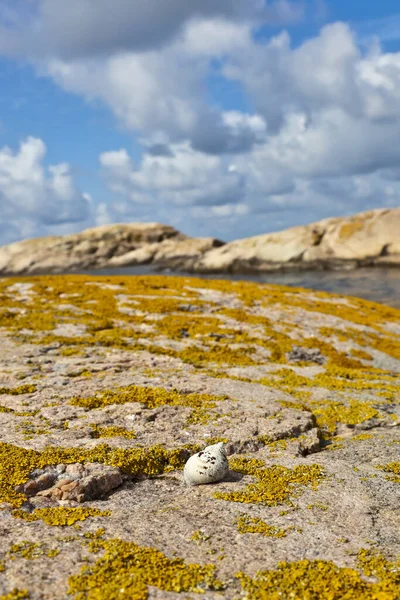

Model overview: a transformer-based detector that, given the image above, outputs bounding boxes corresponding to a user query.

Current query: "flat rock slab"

[0,274,399,599]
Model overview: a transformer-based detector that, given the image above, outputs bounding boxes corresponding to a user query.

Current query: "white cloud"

[45,37,268,155]
[0,137,91,243]
[100,142,245,210]
[1,7,400,244]
[219,23,400,180]
[182,18,252,57]
[0,0,302,59]
[98,131,400,240]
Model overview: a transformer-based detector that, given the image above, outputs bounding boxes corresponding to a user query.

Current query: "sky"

[1,1,400,244]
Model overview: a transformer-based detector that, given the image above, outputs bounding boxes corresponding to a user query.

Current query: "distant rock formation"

[0,222,224,275]
[0,208,399,276]
[192,207,400,273]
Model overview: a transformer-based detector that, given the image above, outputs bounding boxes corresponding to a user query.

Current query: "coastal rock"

[108,236,223,271]
[0,273,399,598]
[0,222,223,275]
[16,463,123,505]
[0,207,399,277]
[193,207,400,273]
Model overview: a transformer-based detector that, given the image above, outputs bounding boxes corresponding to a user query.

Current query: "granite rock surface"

[0,208,399,277]
[193,207,400,273]
[0,274,398,599]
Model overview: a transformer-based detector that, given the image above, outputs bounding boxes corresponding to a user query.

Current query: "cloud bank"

[0,1,399,242]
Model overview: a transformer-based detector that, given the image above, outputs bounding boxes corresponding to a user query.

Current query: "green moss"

[0,442,194,507]
[237,550,400,599]
[12,507,111,526]
[236,514,288,538]
[214,457,324,505]
[68,538,223,599]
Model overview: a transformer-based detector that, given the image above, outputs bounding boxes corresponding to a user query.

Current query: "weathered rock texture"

[193,207,400,273]
[0,208,399,278]
[0,222,223,275]
[0,274,399,599]
[15,463,123,507]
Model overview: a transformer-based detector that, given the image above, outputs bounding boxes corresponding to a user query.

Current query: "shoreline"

[2,264,400,309]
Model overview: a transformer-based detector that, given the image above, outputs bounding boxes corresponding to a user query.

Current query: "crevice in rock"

[311,228,326,247]
[379,243,391,257]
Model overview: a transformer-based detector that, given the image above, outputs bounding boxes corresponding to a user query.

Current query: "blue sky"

[0,0,400,244]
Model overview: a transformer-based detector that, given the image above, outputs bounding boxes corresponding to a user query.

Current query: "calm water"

[85,266,400,310]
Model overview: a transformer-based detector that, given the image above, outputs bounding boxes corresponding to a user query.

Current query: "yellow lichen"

[376,462,400,483]
[190,530,211,544]
[338,219,366,240]
[68,538,223,599]
[236,514,288,537]
[12,507,111,526]
[9,541,44,560]
[0,442,194,507]
[70,384,226,425]
[237,550,400,599]
[90,425,136,439]
[350,349,373,361]
[279,395,381,440]
[67,369,92,378]
[0,385,36,395]
[83,528,106,540]
[0,591,29,600]
[60,347,83,357]
[351,433,372,441]
[312,399,378,433]
[306,502,328,511]
[1,275,399,376]
[214,457,324,505]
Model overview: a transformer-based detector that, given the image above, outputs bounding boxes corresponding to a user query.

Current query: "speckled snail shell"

[184,442,229,486]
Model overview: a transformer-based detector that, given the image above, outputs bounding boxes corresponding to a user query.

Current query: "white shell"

[184,442,229,486]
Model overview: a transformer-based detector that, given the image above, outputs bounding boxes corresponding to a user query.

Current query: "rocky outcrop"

[0,274,399,598]
[0,208,399,276]
[0,222,224,275]
[193,207,400,273]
